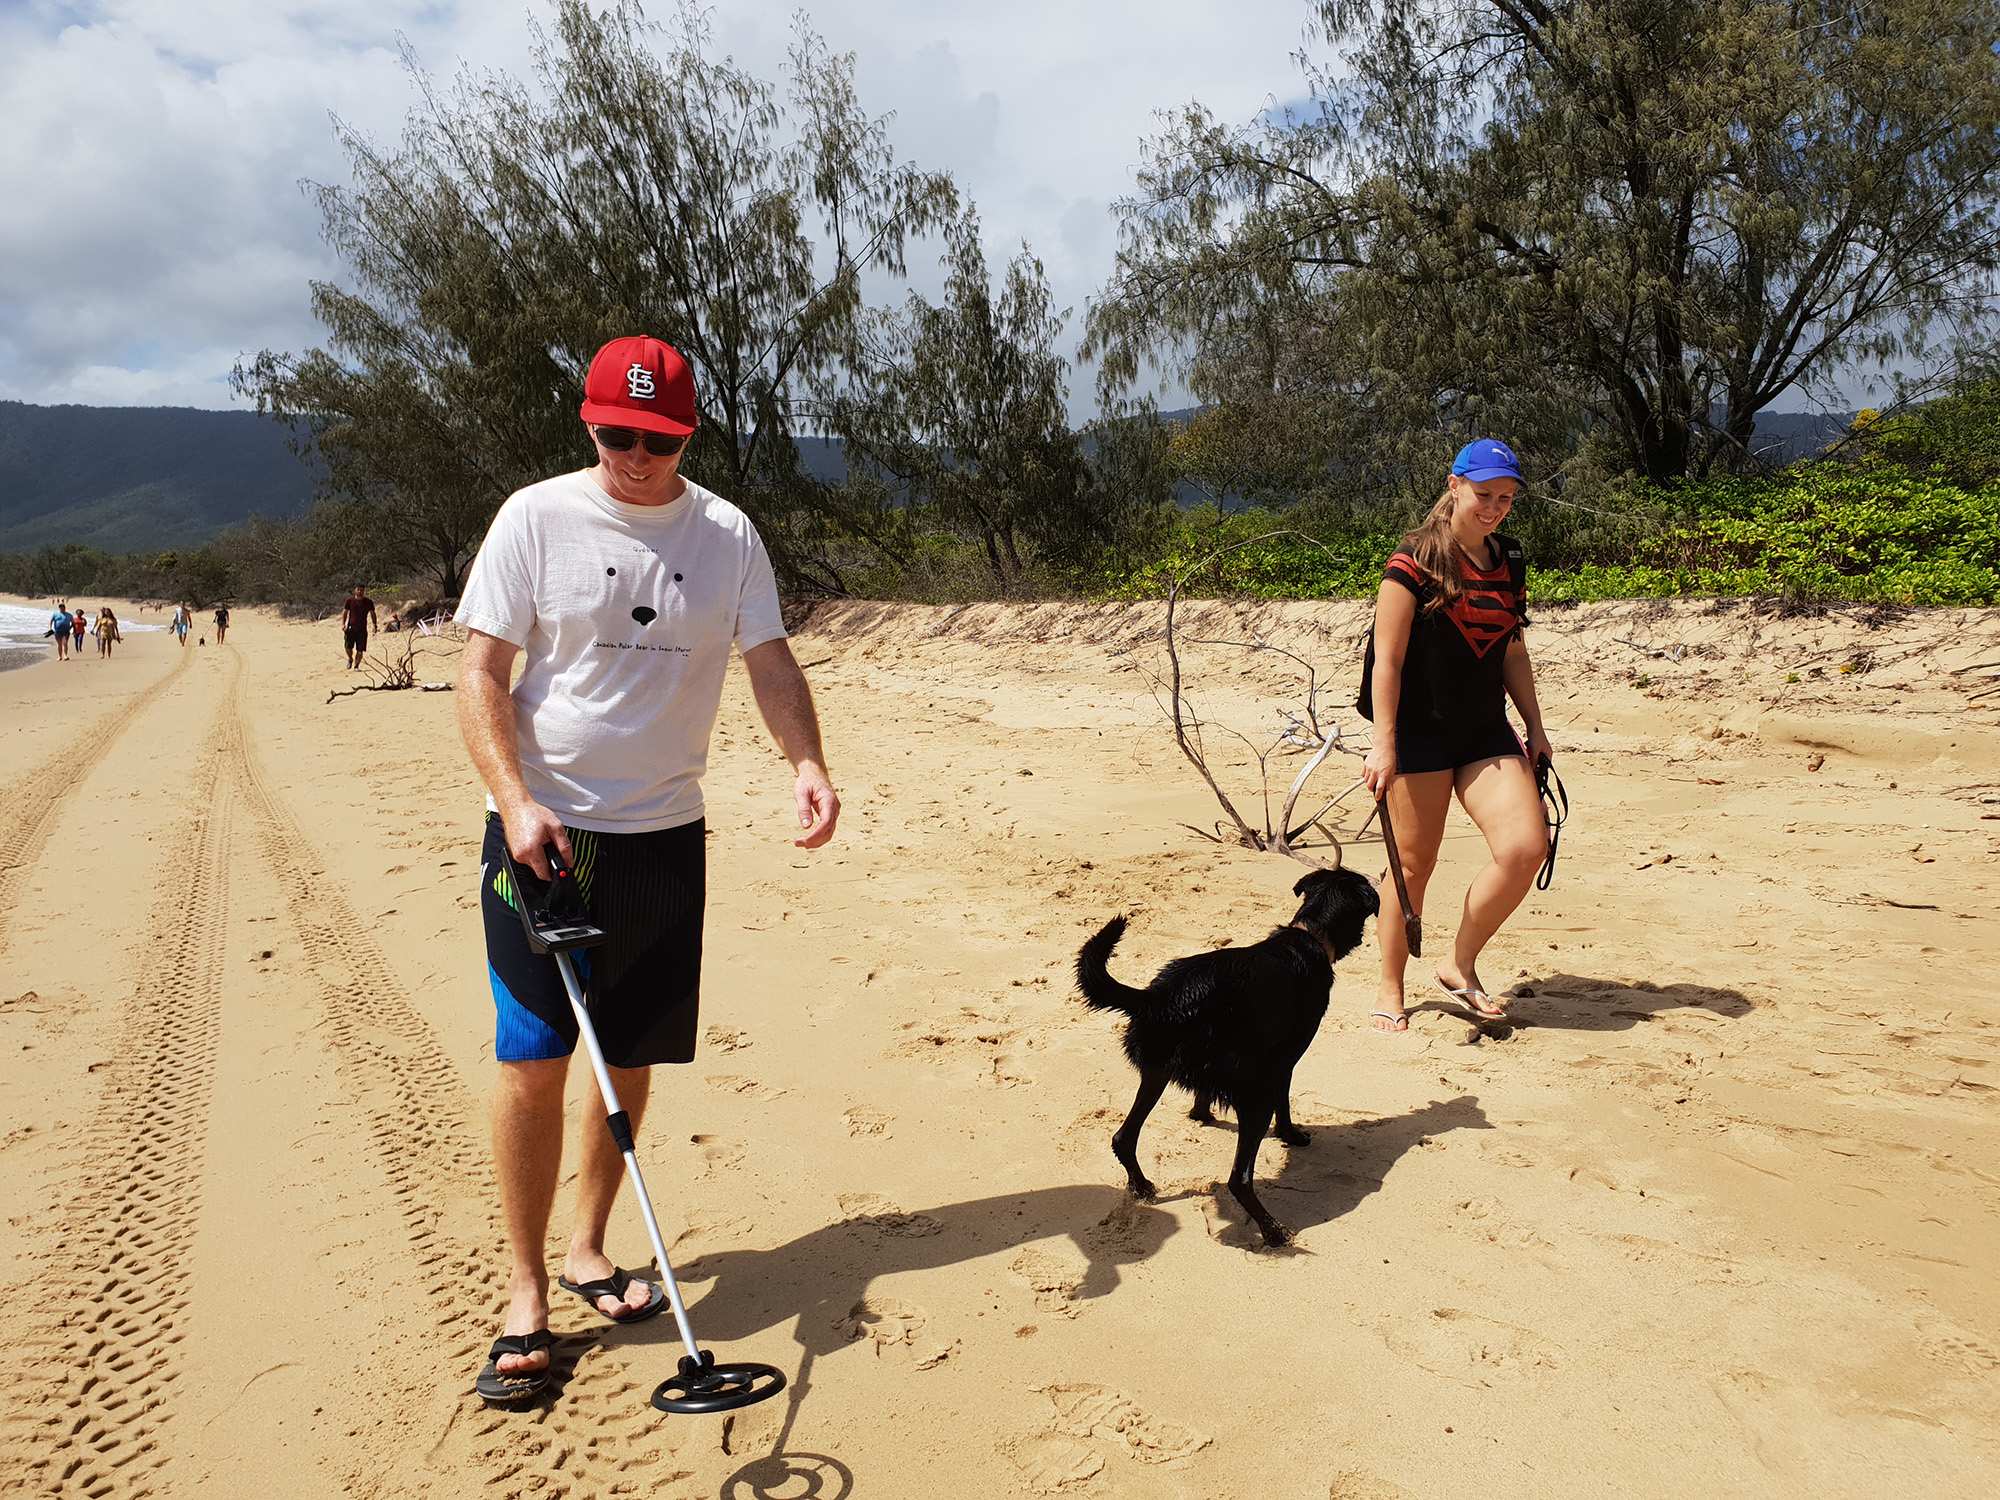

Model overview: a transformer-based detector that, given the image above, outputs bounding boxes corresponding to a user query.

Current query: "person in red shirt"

[1357,439,1554,1032]
[340,585,377,669]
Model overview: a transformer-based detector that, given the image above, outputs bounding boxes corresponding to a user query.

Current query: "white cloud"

[0,0,1314,415]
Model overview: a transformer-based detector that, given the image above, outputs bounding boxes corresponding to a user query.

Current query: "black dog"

[1075,867,1379,1246]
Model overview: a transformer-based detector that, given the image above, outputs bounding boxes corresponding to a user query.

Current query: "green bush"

[1082,458,1999,607]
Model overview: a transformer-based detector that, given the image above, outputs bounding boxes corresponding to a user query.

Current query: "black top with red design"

[1378,535,1528,726]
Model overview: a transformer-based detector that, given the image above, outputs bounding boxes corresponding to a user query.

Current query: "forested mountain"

[0,400,320,552]
[0,399,1852,556]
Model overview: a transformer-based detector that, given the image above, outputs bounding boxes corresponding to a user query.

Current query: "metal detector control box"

[502,845,608,955]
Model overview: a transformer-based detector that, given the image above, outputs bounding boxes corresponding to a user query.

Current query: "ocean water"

[0,600,161,673]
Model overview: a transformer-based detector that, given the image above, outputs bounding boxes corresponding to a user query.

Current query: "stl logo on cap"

[581,335,698,436]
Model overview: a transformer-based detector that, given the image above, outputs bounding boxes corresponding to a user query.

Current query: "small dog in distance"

[1075,867,1379,1246]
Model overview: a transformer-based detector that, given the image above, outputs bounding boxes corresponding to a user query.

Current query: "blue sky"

[0,0,1321,419]
[0,0,1902,421]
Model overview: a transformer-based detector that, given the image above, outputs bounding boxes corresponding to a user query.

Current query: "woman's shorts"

[480,813,706,1067]
[1394,715,1526,775]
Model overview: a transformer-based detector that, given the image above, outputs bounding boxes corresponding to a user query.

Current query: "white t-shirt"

[455,469,788,833]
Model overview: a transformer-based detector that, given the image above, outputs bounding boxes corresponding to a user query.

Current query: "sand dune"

[0,593,1996,1498]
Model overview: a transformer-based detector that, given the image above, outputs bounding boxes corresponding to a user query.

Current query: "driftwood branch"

[1155,530,1367,866]
[326,637,461,704]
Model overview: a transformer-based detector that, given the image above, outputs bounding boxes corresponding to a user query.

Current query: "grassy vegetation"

[9,380,1998,614]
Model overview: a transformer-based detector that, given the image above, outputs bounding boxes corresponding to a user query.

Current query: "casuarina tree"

[237,0,957,595]
[1088,0,2000,484]
[829,214,1093,589]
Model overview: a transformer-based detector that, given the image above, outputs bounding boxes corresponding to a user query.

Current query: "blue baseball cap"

[1451,438,1522,482]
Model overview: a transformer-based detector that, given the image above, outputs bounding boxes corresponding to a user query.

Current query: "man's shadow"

[576,1094,1488,1478]
[657,1182,1175,1355]
[1412,973,1753,1036]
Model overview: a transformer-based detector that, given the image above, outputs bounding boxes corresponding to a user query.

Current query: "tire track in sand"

[0,649,189,953]
[223,670,693,1498]
[7,654,232,1498]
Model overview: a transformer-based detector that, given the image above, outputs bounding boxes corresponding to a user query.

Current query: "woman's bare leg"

[1440,754,1547,1009]
[1373,770,1455,1030]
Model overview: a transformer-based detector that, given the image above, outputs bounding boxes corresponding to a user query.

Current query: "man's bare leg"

[493,1057,568,1375]
[564,1063,656,1317]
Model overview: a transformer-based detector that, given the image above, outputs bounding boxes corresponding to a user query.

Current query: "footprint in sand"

[704,1074,789,1100]
[689,1133,744,1174]
[833,1296,928,1352]
[836,1191,944,1238]
[1380,1307,1563,1385]
[1034,1382,1211,1465]
[1008,1247,1087,1317]
[705,1024,750,1052]
[843,1105,892,1137]
[1328,1469,1413,1499]
[1001,1433,1106,1493]
[1921,1324,2000,1374]
[669,1208,754,1263]
[1079,1196,1154,1258]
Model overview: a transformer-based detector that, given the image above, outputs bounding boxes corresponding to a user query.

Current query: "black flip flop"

[556,1267,668,1325]
[476,1328,554,1404]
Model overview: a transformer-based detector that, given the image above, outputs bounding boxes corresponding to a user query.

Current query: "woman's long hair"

[1398,485,1468,613]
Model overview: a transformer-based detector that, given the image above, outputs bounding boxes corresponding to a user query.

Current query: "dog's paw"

[1275,1125,1311,1147]
[1126,1177,1158,1203]
[1258,1220,1293,1248]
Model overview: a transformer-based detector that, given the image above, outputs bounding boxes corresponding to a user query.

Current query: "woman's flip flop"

[556,1267,668,1324]
[1436,978,1509,1020]
[1370,1010,1410,1032]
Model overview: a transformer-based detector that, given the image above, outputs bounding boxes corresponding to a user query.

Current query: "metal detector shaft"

[550,948,703,1362]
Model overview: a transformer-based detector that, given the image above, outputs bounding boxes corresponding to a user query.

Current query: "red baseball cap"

[579,335,698,435]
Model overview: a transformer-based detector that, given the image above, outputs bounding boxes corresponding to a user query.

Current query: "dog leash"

[1376,791,1423,956]
[1535,752,1568,891]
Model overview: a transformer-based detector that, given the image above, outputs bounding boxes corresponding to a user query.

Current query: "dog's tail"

[1076,916,1149,1016]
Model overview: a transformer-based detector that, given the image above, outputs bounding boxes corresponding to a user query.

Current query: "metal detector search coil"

[500,841,787,1416]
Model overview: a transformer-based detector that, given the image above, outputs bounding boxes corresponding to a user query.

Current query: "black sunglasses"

[592,425,687,456]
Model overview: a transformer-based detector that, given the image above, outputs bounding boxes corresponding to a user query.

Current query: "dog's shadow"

[1418,973,1754,1036]
[1188,1093,1493,1248]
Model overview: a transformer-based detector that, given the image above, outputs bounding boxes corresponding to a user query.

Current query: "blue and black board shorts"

[480,813,706,1067]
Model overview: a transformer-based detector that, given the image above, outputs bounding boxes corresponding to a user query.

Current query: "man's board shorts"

[480,813,705,1067]
[1394,714,1526,775]
[343,625,367,652]
[52,620,70,638]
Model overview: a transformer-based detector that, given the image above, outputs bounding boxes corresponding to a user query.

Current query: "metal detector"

[502,842,786,1416]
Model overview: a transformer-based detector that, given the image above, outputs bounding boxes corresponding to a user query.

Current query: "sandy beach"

[1,593,1996,1498]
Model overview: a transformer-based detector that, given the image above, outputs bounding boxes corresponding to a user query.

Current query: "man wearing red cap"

[455,335,841,1402]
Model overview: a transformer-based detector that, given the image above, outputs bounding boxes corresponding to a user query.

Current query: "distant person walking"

[73,608,89,657]
[1358,439,1554,1032]
[170,603,192,648]
[341,586,377,669]
[97,607,120,658]
[50,602,72,661]
[214,605,230,644]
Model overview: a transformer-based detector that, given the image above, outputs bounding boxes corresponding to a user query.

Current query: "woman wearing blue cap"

[1356,439,1553,1031]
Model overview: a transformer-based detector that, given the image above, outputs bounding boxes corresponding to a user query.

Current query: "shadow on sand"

[1411,971,1754,1037]
[560,1091,1492,1482]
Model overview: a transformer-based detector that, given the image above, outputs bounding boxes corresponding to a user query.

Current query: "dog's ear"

[1292,868,1331,897]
